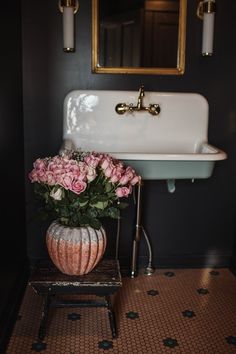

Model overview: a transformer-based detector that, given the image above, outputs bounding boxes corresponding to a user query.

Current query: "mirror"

[92,0,187,75]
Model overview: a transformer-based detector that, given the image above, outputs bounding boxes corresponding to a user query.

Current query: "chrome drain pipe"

[131,181,142,277]
[131,180,155,277]
[141,225,155,276]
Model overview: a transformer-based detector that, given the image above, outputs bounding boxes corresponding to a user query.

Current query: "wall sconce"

[58,0,79,52]
[197,0,216,56]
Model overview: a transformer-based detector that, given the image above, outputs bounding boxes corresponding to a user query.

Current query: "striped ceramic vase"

[46,221,107,275]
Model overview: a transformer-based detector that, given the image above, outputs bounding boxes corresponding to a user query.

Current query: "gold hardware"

[63,47,75,53]
[197,0,216,20]
[202,52,213,57]
[58,0,79,14]
[115,85,161,117]
[137,85,145,110]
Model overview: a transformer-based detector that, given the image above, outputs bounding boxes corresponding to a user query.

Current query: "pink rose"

[28,170,39,182]
[130,175,141,185]
[33,158,47,171]
[104,166,113,178]
[52,167,65,176]
[70,163,86,182]
[119,166,138,185]
[37,170,48,183]
[59,173,73,190]
[115,161,124,169]
[45,171,56,185]
[84,154,100,168]
[101,157,111,170]
[109,168,122,183]
[70,180,87,195]
[115,186,132,198]
[77,161,87,175]
[110,174,120,183]
[48,161,63,172]
[86,167,97,182]
[119,174,130,185]
[64,160,80,173]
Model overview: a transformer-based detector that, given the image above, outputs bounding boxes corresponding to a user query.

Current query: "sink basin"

[62,90,227,180]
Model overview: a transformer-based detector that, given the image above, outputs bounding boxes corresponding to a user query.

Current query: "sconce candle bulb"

[197,0,216,56]
[202,0,216,56]
[58,0,79,53]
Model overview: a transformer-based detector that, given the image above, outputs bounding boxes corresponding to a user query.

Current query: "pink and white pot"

[46,221,107,275]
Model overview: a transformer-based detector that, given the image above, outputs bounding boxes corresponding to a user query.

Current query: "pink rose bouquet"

[29,150,141,229]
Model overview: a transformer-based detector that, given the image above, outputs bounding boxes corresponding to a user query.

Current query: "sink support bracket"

[167,179,176,193]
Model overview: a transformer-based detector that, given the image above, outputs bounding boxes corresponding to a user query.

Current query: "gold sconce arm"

[197,0,216,20]
[58,0,79,14]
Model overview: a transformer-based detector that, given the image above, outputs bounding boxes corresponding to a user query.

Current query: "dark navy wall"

[0,3,28,349]
[22,0,236,268]
[0,2,26,261]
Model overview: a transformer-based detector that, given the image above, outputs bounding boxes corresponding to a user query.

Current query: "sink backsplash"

[63,90,209,154]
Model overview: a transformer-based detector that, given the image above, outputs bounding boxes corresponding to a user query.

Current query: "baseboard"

[28,254,232,278]
[118,253,231,270]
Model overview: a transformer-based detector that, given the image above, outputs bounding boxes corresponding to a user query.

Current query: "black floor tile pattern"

[6,268,236,353]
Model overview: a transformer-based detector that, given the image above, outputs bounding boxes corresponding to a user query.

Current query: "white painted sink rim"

[111,143,227,161]
[61,139,227,161]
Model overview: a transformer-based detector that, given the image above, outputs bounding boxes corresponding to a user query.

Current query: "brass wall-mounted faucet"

[115,85,161,116]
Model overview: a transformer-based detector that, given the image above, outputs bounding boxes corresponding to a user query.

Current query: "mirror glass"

[92,0,187,75]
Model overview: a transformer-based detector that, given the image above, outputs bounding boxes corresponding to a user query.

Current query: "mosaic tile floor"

[6,268,236,353]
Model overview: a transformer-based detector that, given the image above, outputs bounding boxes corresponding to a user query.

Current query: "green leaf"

[87,208,98,218]
[90,195,99,203]
[90,184,104,194]
[97,195,110,202]
[105,182,113,192]
[77,195,89,203]
[89,217,101,230]
[79,215,90,225]
[90,201,108,210]
[70,199,80,207]
[78,200,88,207]
[59,217,69,225]
[107,207,120,219]
[67,190,78,201]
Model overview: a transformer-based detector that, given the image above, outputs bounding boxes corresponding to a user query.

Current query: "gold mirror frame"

[92,0,187,75]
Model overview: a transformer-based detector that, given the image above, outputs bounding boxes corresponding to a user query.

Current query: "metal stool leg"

[38,294,51,341]
[106,296,117,338]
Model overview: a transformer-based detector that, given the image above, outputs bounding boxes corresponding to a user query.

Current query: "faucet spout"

[115,85,161,117]
[137,85,145,110]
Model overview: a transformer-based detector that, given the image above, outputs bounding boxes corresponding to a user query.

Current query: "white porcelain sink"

[61,90,227,180]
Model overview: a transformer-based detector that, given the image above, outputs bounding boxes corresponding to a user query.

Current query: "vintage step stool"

[29,258,122,341]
